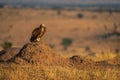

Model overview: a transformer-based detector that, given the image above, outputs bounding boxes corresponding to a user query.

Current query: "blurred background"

[0,0,120,56]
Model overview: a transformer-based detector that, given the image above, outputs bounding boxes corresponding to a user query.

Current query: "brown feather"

[30,25,46,42]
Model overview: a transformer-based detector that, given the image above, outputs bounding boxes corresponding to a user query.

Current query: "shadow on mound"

[0,48,20,62]
[8,42,70,66]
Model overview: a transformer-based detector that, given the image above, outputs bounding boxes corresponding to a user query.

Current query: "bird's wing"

[30,27,41,42]
[32,27,40,38]
[39,27,46,38]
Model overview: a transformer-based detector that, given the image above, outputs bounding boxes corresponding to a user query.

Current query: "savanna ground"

[0,7,120,80]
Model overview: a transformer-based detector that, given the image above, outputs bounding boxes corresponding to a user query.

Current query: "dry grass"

[90,51,116,61]
[0,43,120,80]
[0,65,120,80]
[0,8,120,51]
[0,52,120,80]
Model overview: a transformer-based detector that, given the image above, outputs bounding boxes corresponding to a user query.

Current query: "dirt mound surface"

[8,42,70,66]
[70,55,96,69]
[0,42,118,69]
[70,55,119,69]
[112,55,120,66]
[0,48,20,62]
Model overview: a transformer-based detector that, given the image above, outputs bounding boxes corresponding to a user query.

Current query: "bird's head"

[40,24,45,27]
[39,24,46,31]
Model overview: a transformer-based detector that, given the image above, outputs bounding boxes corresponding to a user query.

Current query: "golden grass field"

[0,8,120,80]
[0,65,119,80]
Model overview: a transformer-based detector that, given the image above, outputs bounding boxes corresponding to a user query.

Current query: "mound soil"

[0,42,117,69]
[8,42,70,66]
[0,48,20,62]
[70,55,96,69]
